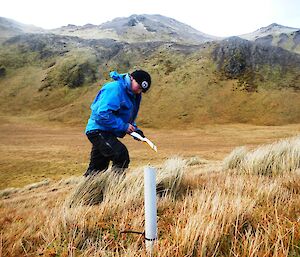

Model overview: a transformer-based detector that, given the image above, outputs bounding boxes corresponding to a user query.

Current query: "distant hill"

[0,16,300,127]
[0,14,218,44]
[1,16,299,52]
[50,14,219,44]
[239,23,300,54]
[0,17,44,41]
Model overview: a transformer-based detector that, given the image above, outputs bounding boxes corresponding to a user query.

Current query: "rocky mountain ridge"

[50,14,219,44]
[239,23,300,54]
[1,16,299,53]
[240,23,298,39]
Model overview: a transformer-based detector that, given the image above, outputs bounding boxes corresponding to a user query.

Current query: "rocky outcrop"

[212,37,300,91]
[255,35,273,46]
[278,33,289,47]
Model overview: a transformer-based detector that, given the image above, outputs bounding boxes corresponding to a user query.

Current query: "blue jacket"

[85,71,141,138]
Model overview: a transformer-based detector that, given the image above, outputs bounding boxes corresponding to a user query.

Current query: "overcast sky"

[1,0,299,37]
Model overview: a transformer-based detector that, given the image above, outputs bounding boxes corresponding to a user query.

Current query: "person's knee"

[113,146,130,168]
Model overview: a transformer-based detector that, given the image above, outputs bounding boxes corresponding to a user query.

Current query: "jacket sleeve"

[90,85,128,132]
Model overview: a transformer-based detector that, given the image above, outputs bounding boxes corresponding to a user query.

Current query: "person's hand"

[126,124,135,134]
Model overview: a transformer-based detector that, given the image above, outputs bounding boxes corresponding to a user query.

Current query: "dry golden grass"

[1,155,300,256]
[224,136,300,175]
[67,156,184,208]
[1,116,300,190]
[1,118,300,256]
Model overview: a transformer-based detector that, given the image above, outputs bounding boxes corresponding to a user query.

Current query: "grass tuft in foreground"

[67,156,186,207]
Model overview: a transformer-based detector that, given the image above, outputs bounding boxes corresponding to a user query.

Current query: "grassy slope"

[1,43,299,128]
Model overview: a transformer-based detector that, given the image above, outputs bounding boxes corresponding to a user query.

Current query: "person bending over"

[84,70,151,176]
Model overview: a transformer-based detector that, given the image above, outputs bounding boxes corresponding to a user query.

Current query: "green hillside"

[0,31,300,128]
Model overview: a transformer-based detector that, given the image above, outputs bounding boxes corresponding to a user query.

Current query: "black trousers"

[84,131,130,176]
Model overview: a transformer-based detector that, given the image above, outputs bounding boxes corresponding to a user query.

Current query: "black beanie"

[131,70,151,92]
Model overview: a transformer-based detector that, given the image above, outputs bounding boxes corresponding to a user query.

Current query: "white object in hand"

[130,132,158,152]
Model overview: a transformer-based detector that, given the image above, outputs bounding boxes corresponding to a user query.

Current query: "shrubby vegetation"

[41,59,97,89]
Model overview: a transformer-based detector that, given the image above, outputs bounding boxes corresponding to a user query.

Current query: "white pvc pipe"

[144,166,157,255]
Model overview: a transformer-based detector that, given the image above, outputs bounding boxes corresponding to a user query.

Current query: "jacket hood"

[110,71,132,95]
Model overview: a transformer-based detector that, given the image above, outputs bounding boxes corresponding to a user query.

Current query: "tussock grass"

[223,146,248,170]
[223,136,300,175]
[23,179,50,191]
[67,156,186,208]
[156,156,186,197]
[0,187,20,198]
[0,180,51,199]
[67,172,114,207]
[186,156,208,166]
[58,176,82,186]
[1,156,300,256]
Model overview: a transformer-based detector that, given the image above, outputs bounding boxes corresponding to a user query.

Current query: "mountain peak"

[265,23,282,28]
[239,22,300,53]
[258,23,297,33]
[52,14,218,44]
[0,16,44,40]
